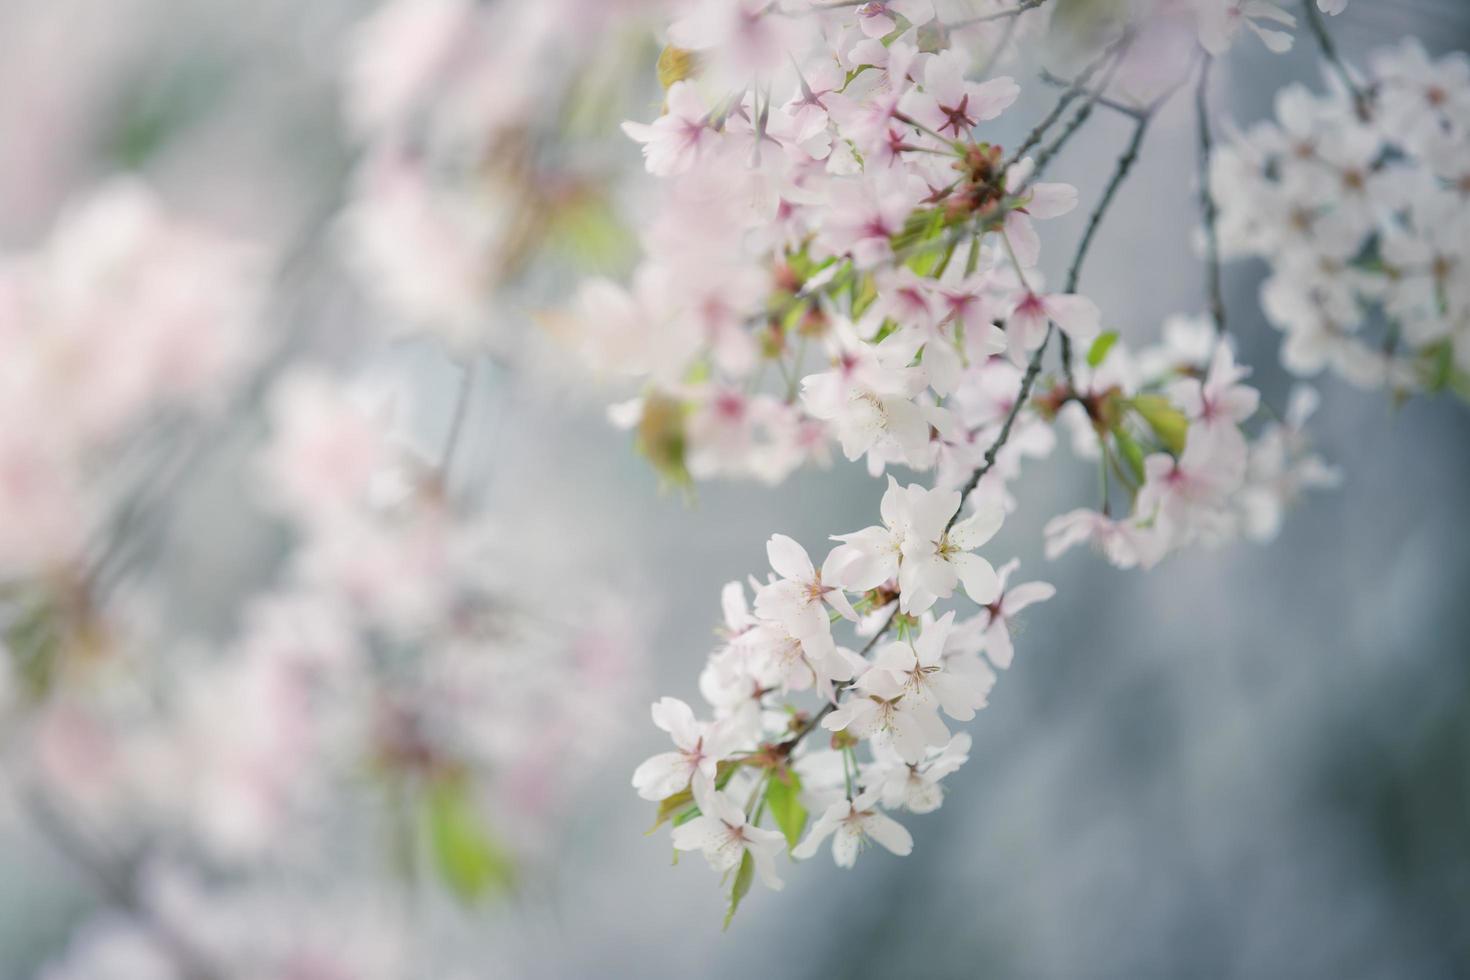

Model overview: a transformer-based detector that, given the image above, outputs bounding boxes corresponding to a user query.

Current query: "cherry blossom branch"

[1054,53,1198,383]
[1037,68,1146,120]
[948,0,1052,29]
[1026,38,1137,180]
[975,13,1020,79]
[1055,103,1153,388]
[778,606,899,756]
[1195,56,1227,336]
[24,787,219,979]
[1004,31,1132,171]
[774,321,1057,761]
[770,46,1170,761]
[441,356,478,483]
[1301,0,1371,119]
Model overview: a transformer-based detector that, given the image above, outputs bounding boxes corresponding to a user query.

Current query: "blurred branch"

[1301,0,1372,119]
[1037,68,1145,119]
[949,0,1052,29]
[1006,30,1133,172]
[1195,56,1227,336]
[24,786,219,980]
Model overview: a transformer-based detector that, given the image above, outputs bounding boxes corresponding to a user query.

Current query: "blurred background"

[1,1,1468,978]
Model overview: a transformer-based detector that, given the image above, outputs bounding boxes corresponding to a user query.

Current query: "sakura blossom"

[614,0,1392,926]
[5,0,1465,967]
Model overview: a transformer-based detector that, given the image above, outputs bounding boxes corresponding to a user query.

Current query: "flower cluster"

[636,492,1052,916]
[1213,38,1470,395]
[338,0,658,350]
[1041,316,1340,568]
[605,0,1349,921]
[572,0,1091,485]
[0,179,260,580]
[3,48,642,976]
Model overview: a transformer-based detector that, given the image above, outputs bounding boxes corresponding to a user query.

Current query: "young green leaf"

[1112,428,1146,484]
[764,771,807,850]
[646,788,694,834]
[425,777,514,903]
[1086,331,1119,368]
[1130,394,1188,455]
[723,850,755,931]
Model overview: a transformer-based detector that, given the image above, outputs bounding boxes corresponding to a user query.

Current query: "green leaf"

[1449,369,1470,404]
[548,193,634,273]
[1086,331,1119,368]
[764,771,807,850]
[723,850,755,930]
[647,788,694,833]
[634,393,691,489]
[1130,394,1188,455]
[1112,428,1146,485]
[425,777,514,903]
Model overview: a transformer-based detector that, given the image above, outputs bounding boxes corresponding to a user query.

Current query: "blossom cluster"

[339,0,660,350]
[606,0,1348,923]
[1042,316,1340,567]
[575,4,1092,485]
[1213,38,1470,394]
[570,0,1366,491]
[1,210,638,977]
[635,492,1052,908]
[1,17,646,969]
[0,179,260,579]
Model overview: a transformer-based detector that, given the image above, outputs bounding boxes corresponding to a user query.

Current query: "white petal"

[864,811,914,856]
[1002,581,1055,615]
[951,552,1000,606]
[767,534,815,582]
[1044,294,1101,342]
[670,815,723,852]
[632,752,692,801]
[650,697,700,748]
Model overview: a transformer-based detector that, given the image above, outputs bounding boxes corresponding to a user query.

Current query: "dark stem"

[1301,0,1371,120]
[441,355,478,484]
[1053,52,1197,384]
[1037,68,1145,119]
[948,0,1051,29]
[1056,104,1153,388]
[25,788,219,979]
[1004,31,1132,172]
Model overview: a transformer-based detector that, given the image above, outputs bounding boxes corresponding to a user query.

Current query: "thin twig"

[1055,106,1151,388]
[776,321,1056,759]
[25,788,218,979]
[975,12,1020,79]
[1052,53,1198,383]
[1026,35,1134,179]
[1004,31,1132,171]
[948,0,1051,29]
[441,356,478,483]
[780,606,898,752]
[1037,68,1145,119]
[1195,56,1227,336]
[1301,0,1371,120]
